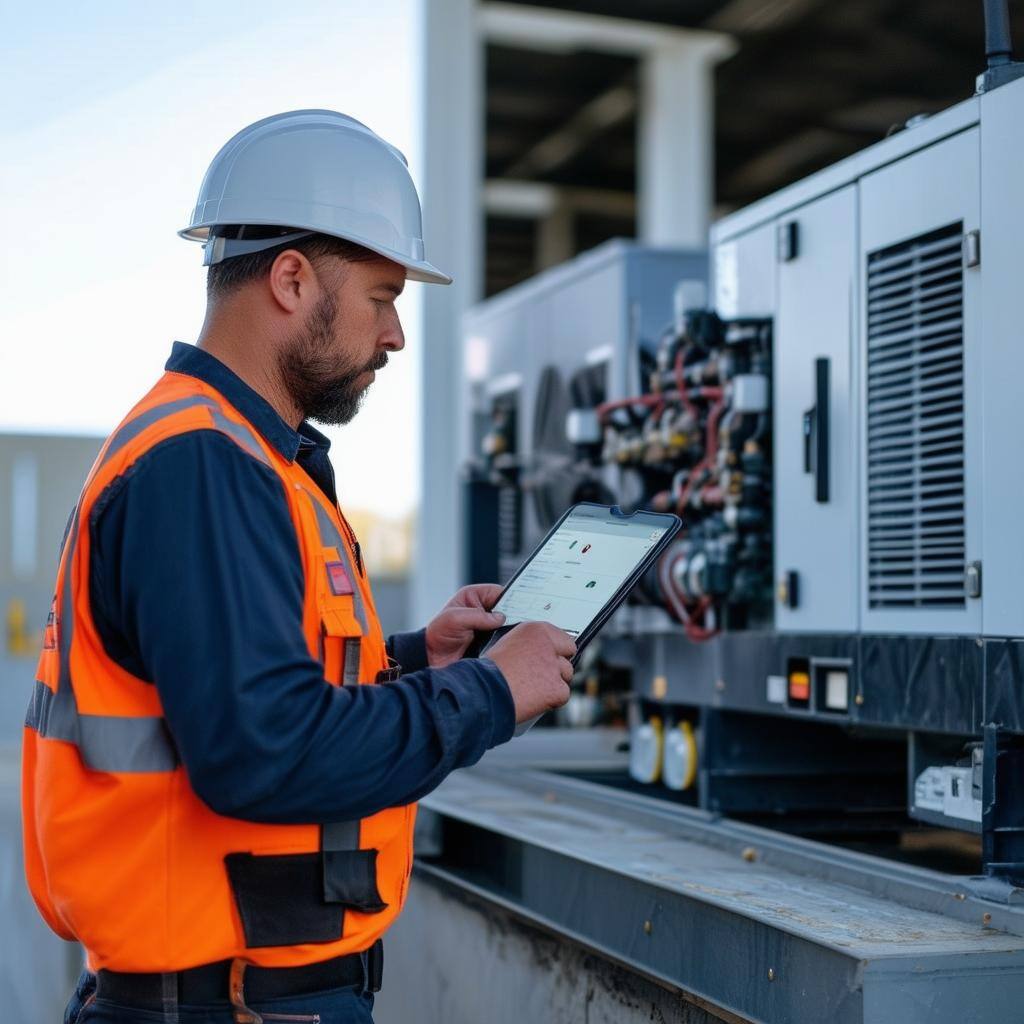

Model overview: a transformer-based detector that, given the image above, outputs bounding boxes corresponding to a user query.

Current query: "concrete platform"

[388,728,1024,1024]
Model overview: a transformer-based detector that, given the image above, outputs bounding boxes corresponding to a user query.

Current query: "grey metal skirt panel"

[630,630,996,735]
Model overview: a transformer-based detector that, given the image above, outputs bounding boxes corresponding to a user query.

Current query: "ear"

[267,249,317,313]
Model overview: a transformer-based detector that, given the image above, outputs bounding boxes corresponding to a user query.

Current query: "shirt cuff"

[431,657,517,760]
[386,629,430,673]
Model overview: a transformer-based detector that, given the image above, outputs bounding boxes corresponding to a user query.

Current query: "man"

[22,110,575,1023]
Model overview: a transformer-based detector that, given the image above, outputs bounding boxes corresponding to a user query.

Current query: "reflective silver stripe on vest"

[101,395,271,470]
[102,395,217,466]
[24,510,180,773]
[25,393,271,773]
[209,408,271,467]
[302,490,368,633]
[26,680,178,772]
[322,819,360,852]
[343,638,361,686]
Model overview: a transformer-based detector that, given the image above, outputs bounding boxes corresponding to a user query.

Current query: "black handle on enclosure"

[801,357,830,503]
[802,409,814,474]
[814,357,830,503]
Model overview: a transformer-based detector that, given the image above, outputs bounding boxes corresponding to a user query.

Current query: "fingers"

[515,621,576,658]
[453,583,504,610]
[539,622,577,659]
[558,657,575,684]
[476,583,505,609]
[447,606,505,631]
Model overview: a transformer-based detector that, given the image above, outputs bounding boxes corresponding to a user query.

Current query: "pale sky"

[1,0,425,518]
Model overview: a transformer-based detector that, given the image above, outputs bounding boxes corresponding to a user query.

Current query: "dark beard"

[277,292,387,426]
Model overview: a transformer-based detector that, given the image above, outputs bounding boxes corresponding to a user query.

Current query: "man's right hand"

[483,621,576,725]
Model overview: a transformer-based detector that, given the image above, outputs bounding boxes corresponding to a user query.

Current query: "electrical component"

[820,668,849,712]
[597,310,775,640]
[629,717,664,784]
[731,374,769,413]
[663,721,698,791]
[787,663,810,708]
[913,765,982,823]
[565,408,602,446]
[766,675,787,705]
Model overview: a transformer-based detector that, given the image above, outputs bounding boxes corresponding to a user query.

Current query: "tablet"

[473,503,682,664]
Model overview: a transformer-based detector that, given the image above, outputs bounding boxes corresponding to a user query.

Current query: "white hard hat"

[180,109,451,285]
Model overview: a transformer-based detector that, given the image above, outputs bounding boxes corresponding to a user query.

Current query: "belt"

[95,940,383,1010]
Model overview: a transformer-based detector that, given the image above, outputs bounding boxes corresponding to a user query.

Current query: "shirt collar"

[165,342,330,462]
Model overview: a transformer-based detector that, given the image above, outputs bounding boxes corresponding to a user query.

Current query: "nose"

[381,310,405,353]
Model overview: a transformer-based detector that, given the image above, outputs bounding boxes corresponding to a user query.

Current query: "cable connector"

[978,0,1024,92]
[977,61,1024,92]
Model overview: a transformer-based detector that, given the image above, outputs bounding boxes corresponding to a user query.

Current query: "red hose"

[659,550,719,643]
[684,599,718,642]
[596,393,662,422]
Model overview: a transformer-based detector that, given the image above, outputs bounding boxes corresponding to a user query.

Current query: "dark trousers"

[64,969,375,1024]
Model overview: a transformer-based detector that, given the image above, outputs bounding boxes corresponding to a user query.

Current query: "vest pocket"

[320,596,363,686]
[225,852,344,948]
[224,846,388,949]
[323,849,387,912]
[321,820,387,913]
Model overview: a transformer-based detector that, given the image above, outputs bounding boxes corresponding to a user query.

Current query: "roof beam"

[483,179,636,219]
[501,78,636,179]
[480,2,732,56]
[706,0,824,34]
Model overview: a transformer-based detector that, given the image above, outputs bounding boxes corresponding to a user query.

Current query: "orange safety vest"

[22,368,415,972]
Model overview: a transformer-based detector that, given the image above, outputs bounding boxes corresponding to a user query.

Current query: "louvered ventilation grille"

[866,223,966,609]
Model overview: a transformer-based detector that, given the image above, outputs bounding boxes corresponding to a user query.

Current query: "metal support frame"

[982,724,1024,884]
[412,0,483,626]
[481,2,734,249]
[413,4,733,625]
[639,37,732,247]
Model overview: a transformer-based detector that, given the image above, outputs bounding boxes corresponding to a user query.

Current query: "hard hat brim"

[403,260,452,286]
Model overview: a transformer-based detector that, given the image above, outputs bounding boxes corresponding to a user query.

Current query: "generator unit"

[461,76,1024,885]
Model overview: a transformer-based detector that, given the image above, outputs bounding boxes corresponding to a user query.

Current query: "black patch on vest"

[225,848,388,949]
[225,852,344,948]
[323,849,387,912]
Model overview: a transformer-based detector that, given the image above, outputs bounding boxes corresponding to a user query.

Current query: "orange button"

[788,671,810,701]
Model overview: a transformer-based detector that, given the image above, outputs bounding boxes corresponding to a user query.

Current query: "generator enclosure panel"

[461,77,1024,881]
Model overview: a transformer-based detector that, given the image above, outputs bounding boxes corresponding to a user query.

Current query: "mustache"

[367,351,389,373]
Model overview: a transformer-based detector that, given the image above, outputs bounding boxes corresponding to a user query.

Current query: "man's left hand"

[425,584,505,668]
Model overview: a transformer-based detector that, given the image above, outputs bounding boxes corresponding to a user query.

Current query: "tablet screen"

[493,507,670,638]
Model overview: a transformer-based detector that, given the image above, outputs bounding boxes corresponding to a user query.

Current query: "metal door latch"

[965,561,982,599]
[963,230,981,268]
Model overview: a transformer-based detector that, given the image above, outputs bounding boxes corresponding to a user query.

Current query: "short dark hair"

[205,228,379,299]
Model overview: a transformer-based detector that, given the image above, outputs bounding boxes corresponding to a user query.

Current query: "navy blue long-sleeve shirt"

[86,342,514,823]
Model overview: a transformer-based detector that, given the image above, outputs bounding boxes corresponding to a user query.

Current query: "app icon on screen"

[582,544,592,554]
[585,580,597,589]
